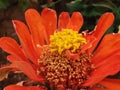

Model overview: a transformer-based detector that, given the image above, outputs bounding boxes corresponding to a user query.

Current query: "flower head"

[0,8,120,90]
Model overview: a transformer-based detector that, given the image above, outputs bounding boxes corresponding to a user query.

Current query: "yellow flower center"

[50,29,86,53]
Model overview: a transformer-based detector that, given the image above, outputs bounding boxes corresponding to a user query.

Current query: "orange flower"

[0,8,120,90]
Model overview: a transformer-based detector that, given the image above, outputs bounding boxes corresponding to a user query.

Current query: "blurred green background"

[0,0,120,89]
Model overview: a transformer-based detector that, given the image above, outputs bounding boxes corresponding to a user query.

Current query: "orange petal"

[90,87,105,90]
[66,50,79,60]
[66,19,73,30]
[4,85,45,90]
[0,37,28,62]
[99,79,120,90]
[41,8,57,44]
[25,9,46,46]
[84,54,120,86]
[81,33,96,52]
[12,61,44,82]
[93,34,120,67]
[71,12,83,31]
[89,12,114,52]
[7,55,19,62]
[13,20,39,65]
[58,12,70,30]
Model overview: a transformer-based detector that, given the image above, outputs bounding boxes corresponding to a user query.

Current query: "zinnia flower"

[0,8,120,90]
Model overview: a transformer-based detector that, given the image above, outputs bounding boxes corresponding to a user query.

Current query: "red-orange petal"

[13,20,39,65]
[93,34,120,67]
[7,55,19,62]
[0,37,28,62]
[4,85,45,90]
[70,12,83,31]
[84,34,120,86]
[84,54,120,86]
[66,19,73,30]
[89,12,114,53]
[12,61,44,82]
[25,9,46,46]
[81,33,96,52]
[99,79,120,90]
[58,12,70,30]
[66,50,79,60]
[41,8,57,44]
[90,87,105,90]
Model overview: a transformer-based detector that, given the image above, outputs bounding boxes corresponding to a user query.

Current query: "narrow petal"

[0,37,28,62]
[93,34,120,67]
[58,12,70,30]
[7,55,19,62]
[4,85,45,90]
[89,13,114,52]
[41,8,57,44]
[13,20,39,65]
[71,12,83,31]
[12,61,44,82]
[99,79,120,90]
[25,9,46,46]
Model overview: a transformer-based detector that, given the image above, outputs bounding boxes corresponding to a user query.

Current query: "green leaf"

[67,0,83,14]
[18,0,30,11]
[92,3,114,10]
[0,0,9,9]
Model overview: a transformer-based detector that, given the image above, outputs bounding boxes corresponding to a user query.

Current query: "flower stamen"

[50,29,86,54]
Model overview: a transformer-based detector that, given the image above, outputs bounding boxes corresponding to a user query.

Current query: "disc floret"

[39,29,93,89]
[50,29,86,53]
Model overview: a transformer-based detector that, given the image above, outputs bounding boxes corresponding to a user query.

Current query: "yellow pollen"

[50,29,86,53]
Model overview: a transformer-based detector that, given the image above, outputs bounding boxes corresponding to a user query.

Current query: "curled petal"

[0,65,16,81]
